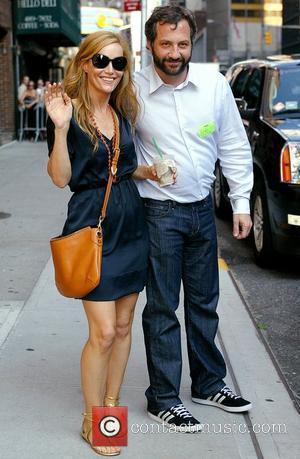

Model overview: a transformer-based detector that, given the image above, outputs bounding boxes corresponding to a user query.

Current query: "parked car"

[214,57,300,266]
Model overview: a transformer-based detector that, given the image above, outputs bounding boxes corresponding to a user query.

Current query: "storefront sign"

[15,0,59,32]
[13,0,81,45]
[123,1,141,13]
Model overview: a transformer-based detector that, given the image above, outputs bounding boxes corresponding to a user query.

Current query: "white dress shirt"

[134,63,253,214]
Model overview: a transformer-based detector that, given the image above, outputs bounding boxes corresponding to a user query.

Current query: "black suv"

[214,57,300,266]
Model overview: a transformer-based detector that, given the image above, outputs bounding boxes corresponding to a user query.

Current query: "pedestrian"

[45,30,156,456]
[134,5,253,433]
[36,79,45,103]
[17,75,29,103]
[19,80,38,140]
[19,80,38,108]
[36,78,47,139]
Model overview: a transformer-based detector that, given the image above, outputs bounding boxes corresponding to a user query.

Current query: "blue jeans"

[142,194,226,411]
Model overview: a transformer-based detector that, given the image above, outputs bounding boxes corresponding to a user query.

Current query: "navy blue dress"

[47,113,148,301]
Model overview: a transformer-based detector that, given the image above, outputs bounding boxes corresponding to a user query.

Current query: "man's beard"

[152,50,191,76]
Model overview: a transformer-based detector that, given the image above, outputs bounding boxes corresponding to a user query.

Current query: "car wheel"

[251,179,274,267]
[213,163,231,219]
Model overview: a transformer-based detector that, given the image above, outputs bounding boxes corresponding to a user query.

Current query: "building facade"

[0,0,81,146]
[186,0,206,62]
[207,0,283,67]
[14,0,81,83]
[282,0,300,54]
[0,1,15,146]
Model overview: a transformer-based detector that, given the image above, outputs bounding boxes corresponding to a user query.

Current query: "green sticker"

[198,122,216,138]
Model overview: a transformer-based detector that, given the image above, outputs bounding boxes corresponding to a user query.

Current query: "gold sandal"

[104,396,119,407]
[81,412,121,456]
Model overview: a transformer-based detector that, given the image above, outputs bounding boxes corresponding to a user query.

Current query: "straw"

[152,136,164,159]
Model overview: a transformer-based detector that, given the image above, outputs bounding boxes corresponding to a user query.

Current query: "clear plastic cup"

[154,155,176,187]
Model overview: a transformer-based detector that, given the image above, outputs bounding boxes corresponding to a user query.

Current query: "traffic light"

[264,31,272,45]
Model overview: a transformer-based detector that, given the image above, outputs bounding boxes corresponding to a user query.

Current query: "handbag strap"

[97,108,120,233]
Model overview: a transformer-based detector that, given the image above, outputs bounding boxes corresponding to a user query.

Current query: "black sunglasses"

[91,54,127,71]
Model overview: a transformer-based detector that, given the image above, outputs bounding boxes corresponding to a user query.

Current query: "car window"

[231,68,252,98]
[243,69,264,109]
[227,65,242,85]
[269,67,300,114]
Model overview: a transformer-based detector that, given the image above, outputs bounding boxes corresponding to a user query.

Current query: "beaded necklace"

[89,105,118,178]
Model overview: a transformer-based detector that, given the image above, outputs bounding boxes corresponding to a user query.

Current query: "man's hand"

[233,214,252,239]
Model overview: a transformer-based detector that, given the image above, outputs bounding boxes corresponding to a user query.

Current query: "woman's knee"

[89,327,116,350]
[115,320,132,339]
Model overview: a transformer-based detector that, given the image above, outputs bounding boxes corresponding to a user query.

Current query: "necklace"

[89,105,118,178]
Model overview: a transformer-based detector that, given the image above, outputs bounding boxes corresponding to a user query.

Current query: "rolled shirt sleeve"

[217,76,253,214]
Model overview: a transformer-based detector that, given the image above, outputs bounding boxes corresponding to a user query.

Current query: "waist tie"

[74,174,132,192]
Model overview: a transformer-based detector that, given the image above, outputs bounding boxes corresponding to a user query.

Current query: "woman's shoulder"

[116,110,132,131]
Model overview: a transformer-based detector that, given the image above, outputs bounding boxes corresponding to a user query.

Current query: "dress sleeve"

[46,116,74,159]
[46,116,55,156]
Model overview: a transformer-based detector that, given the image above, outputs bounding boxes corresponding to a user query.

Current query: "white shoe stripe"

[217,395,226,404]
[161,411,171,421]
[213,393,221,402]
[164,414,174,423]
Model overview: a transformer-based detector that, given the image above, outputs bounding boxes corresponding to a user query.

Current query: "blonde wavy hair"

[64,31,139,150]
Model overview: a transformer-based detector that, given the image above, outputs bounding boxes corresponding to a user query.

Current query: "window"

[231,68,252,98]
[243,68,264,109]
[270,67,300,114]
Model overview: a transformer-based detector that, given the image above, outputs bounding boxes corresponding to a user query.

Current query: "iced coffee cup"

[154,155,176,187]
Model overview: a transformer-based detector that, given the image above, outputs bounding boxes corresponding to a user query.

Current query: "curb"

[228,267,300,414]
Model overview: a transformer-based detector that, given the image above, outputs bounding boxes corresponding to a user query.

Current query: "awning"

[13,0,81,47]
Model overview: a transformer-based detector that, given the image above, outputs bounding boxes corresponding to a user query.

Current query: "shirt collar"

[187,64,201,88]
[149,63,165,94]
[149,62,200,94]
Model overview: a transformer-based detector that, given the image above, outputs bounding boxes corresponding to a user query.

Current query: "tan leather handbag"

[50,109,120,298]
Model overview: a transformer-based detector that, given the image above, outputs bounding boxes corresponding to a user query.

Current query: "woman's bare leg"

[105,293,139,400]
[81,299,120,455]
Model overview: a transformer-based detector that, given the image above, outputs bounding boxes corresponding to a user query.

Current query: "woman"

[45,31,157,456]
[20,80,38,140]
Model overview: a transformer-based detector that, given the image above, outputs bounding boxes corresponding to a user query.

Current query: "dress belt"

[74,174,132,192]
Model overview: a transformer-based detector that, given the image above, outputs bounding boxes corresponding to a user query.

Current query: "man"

[134,6,253,433]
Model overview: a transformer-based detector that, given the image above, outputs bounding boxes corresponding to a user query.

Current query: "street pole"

[245,0,249,59]
[227,0,232,66]
[13,36,21,140]
[261,0,265,58]
[203,26,207,62]
[140,0,147,68]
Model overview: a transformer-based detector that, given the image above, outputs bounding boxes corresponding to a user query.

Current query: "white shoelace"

[221,386,241,399]
[171,404,193,418]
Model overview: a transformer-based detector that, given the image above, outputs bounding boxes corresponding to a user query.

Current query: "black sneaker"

[192,386,252,413]
[147,403,203,433]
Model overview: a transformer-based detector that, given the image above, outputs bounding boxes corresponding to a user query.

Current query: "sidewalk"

[0,142,299,458]
[0,259,299,459]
